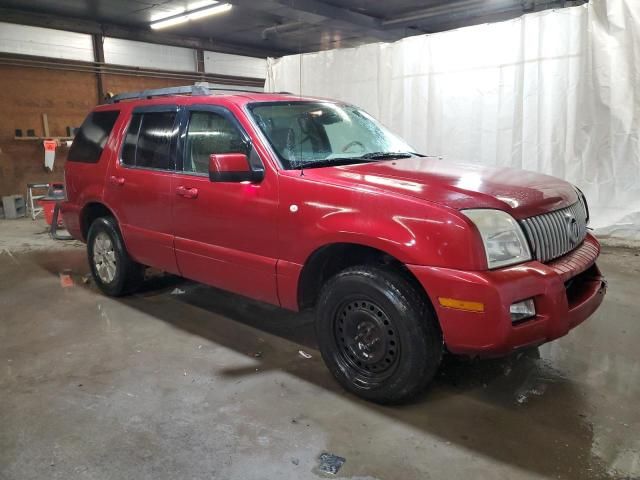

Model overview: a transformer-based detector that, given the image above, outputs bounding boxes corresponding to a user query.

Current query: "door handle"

[109,176,125,186]
[176,186,198,199]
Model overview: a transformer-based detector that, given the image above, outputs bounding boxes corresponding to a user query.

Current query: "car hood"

[299,157,578,219]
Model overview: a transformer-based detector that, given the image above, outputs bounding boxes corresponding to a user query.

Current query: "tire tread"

[316,264,443,404]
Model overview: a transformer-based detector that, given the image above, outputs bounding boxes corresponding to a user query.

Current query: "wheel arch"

[297,242,434,312]
[80,202,116,241]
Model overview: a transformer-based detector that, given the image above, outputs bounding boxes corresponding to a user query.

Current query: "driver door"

[172,105,280,304]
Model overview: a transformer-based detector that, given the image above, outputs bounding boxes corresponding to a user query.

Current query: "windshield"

[248,101,416,169]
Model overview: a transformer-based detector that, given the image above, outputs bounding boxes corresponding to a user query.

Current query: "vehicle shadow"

[33,250,614,479]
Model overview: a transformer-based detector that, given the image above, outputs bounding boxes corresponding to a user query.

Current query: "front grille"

[520,201,588,263]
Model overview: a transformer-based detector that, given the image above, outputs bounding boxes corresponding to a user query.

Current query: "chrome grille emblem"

[565,212,580,245]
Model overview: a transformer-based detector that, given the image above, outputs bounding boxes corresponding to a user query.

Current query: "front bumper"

[408,234,606,357]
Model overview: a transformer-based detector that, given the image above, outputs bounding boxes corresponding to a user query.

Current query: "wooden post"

[42,113,50,138]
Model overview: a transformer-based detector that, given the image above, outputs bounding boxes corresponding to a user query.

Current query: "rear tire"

[87,216,144,296]
[315,265,443,404]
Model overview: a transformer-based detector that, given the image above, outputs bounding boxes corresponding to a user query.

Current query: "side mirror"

[209,153,264,183]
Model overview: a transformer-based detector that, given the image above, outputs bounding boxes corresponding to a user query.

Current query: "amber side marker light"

[438,297,485,313]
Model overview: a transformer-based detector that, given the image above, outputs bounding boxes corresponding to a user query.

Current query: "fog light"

[510,299,536,322]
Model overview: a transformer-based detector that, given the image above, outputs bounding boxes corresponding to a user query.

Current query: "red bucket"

[38,198,64,227]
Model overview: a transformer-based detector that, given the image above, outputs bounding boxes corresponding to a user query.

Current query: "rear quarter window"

[67,110,120,163]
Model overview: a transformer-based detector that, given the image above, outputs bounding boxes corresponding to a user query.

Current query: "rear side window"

[67,110,120,163]
[121,111,177,170]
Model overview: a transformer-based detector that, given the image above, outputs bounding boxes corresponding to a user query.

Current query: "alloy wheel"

[93,231,117,283]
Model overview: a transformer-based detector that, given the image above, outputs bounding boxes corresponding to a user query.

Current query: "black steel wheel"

[334,299,400,387]
[316,265,443,404]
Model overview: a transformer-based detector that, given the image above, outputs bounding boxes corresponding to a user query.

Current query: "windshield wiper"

[290,152,422,170]
[360,151,416,160]
[292,158,376,170]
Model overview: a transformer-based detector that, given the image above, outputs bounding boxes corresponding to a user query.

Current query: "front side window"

[183,111,247,175]
[121,111,177,170]
[248,102,416,169]
[68,110,120,163]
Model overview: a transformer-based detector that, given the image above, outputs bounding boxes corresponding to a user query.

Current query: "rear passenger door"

[104,106,180,274]
[171,105,280,304]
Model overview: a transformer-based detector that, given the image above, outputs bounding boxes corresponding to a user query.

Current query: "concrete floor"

[0,219,639,479]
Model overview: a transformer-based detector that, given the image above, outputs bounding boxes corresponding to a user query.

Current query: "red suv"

[62,84,606,403]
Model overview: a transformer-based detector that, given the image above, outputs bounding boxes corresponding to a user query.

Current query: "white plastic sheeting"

[0,22,94,61]
[266,0,640,241]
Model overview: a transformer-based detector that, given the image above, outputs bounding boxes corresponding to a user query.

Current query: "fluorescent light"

[151,16,189,30]
[150,3,232,30]
[149,0,219,21]
[188,4,232,20]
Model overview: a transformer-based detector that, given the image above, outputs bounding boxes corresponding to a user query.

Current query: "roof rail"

[105,82,270,104]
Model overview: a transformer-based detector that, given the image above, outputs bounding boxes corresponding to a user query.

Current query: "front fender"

[278,174,486,270]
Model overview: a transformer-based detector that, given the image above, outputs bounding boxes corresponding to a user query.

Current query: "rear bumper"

[408,234,606,357]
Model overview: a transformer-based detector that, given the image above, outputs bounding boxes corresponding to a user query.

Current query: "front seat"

[269,127,297,163]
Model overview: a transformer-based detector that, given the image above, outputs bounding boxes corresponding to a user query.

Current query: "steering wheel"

[342,140,366,154]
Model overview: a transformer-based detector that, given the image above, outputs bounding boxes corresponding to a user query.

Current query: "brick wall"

[0,66,190,198]
[0,65,97,197]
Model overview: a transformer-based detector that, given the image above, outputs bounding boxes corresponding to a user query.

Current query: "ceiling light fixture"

[150,3,232,30]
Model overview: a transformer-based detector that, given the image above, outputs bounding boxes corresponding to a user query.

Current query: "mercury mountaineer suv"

[62,83,606,403]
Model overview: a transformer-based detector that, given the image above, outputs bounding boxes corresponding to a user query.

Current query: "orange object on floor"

[59,272,74,288]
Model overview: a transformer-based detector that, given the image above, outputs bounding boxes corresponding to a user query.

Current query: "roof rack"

[105,82,279,104]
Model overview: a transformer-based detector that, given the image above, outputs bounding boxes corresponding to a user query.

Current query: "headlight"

[462,209,532,269]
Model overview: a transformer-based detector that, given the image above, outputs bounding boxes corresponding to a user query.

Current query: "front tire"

[87,217,144,296]
[316,265,443,404]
